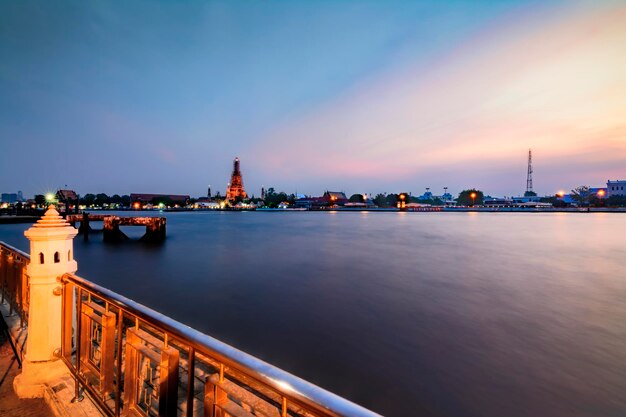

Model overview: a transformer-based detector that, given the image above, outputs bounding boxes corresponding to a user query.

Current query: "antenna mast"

[526,149,533,194]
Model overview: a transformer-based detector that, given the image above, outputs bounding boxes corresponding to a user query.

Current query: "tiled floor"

[0,322,54,417]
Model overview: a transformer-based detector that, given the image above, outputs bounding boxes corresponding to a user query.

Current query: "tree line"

[31,186,626,209]
[34,193,132,207]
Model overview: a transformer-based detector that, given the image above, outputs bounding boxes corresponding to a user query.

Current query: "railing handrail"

[0,241,30,329]
[61,272,382,417]
[0,241,30,260]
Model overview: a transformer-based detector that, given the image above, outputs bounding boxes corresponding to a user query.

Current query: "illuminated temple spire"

[226,157,247,201]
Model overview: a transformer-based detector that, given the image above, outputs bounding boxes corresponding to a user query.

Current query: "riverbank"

[81,207,626,213]
[250,207,626,213]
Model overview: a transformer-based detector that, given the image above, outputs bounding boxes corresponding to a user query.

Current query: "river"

[1,211,625,416]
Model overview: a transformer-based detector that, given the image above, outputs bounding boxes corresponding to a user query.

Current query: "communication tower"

[525,149,533,195]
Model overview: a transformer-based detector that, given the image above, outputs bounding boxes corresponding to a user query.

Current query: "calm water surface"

[2,211,626,416]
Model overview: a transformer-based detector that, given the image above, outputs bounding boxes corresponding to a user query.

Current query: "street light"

[470,192,477,207]
[398,193,407,209]
[597,189,606,198]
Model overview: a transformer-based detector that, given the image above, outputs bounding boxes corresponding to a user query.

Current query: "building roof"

[57,189,78,200]
[324,191,348,200]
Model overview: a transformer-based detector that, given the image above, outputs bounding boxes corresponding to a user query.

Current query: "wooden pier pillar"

[103,217,127,243]
[79,212,90,241]
[141,218,166,243]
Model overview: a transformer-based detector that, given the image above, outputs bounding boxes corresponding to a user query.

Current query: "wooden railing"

[0,242,30,328]
[60,273,381,417]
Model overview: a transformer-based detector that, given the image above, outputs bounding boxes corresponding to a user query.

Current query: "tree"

[34,194,46,207]
[589,194,605,207]
[110,194,122,204]
[349,194,365,203]
[81,193,96,206]
[121,195,131,207]
[607,195,626,207]
[386,194,399,207]
[373,193,387,207]
[570,186,591,206]
[95,193,110,206]
[263,187,289,208]
[457,189,484,206]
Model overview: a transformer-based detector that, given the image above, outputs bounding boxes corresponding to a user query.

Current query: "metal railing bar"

[187,345,195,417]
[114,309,124,417]
[0,242,29,330]
[61,356,115,417]
[0,242,30,260]
[61,272,381,417]
[72,286,84,403]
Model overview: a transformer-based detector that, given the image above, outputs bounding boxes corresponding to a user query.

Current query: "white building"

[607,180,626,197]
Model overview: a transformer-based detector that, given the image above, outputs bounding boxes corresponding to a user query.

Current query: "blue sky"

[1,1,624,198]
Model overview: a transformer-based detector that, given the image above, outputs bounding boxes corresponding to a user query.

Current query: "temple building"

[226,157,247,201]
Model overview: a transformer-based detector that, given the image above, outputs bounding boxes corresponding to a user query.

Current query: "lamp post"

[470,192,477,207]
[596,189,605,207]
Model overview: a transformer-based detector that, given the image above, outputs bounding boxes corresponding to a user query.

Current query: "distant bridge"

[66,213,166,243]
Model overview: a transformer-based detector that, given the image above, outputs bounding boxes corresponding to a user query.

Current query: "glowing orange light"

[556,191,565,197]
[470,192,476,199]
[400,194,405,200]
[597,189,605,197]
[133,202,140,209]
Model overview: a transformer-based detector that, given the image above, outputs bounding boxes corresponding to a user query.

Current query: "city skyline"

[1,1,625,197]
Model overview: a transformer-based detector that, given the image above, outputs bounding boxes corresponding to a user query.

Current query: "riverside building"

[607,180,626,197]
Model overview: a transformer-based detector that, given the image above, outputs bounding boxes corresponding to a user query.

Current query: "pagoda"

[226,157,247,201]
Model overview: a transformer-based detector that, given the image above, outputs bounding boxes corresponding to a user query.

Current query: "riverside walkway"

[0,315,53,417]
[0,206,380,417]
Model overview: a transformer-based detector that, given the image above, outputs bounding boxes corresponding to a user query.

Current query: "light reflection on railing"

[61,273,381,417]
[0,241,30,328]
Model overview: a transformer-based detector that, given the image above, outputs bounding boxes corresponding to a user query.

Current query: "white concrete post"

[23,205,77,362]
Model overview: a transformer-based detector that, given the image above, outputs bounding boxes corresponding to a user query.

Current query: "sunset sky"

[1,1,625,198]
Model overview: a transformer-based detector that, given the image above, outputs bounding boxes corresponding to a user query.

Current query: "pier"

[67,213,166,243]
